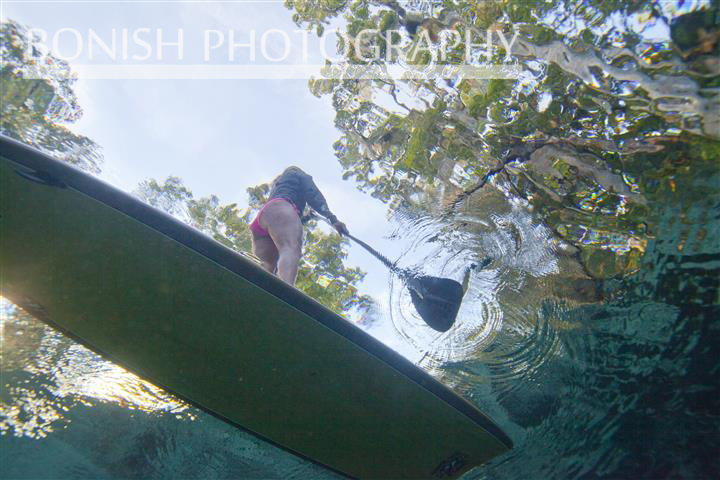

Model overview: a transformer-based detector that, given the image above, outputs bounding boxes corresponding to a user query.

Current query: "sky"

[1,0,423,356]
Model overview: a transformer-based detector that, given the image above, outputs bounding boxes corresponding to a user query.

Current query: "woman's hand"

[332,220,349,236]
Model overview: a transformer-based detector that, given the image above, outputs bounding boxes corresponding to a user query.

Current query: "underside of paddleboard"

[0,135,512,479]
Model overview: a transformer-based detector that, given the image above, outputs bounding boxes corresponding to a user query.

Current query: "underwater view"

[1,0,719,478]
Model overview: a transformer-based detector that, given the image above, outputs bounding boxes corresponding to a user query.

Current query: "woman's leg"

[251,232,279,273]
[260,200,303,285]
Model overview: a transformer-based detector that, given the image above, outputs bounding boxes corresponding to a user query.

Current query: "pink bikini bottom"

[249,198,300,237]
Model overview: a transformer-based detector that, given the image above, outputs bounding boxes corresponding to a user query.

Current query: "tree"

[285,0,720,279]
[0,19,102,173]
[135,176,373,315]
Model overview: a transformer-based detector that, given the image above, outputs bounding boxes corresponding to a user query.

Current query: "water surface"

[1,0,719,478]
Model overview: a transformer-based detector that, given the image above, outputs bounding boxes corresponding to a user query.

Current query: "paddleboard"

[0,135,512,479]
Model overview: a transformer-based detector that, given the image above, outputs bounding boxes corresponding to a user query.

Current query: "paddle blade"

[407,276,464,332]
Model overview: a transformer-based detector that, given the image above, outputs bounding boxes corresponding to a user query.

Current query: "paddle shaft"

[313,213,399,273]
[345,232,398,272]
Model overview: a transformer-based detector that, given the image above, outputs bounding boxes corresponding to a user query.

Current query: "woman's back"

[268,166,335,221]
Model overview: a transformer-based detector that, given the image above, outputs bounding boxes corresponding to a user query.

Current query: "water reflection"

[378,158,718,478]
[357,5,720,469]
[2,0,719,478]
[0,300,341,478]
[1,300,191,439]
[386,187,594,398]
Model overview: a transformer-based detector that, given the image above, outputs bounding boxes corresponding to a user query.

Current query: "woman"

[249,166,348,285]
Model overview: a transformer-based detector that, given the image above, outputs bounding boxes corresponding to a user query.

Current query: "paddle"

[312,214,464,332]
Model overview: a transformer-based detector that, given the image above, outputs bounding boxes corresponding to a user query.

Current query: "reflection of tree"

[0,19,102,173]
[286,0,720,279]
[0,301,189,439]
[135,177,373,315]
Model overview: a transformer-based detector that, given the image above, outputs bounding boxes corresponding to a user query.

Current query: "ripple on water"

[388,205,567,391]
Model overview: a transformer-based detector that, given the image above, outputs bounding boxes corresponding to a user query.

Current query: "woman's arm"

[301,173,349,235]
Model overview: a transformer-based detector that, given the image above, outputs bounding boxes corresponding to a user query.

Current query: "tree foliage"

[286,0,720,278]
[0,19,102,173]
[135,176,373,315]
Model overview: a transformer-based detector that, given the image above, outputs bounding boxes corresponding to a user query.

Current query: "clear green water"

[2,0,719,478]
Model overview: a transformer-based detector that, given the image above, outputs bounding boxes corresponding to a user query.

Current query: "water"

[378,143,719,478]
[2,0,719,478]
